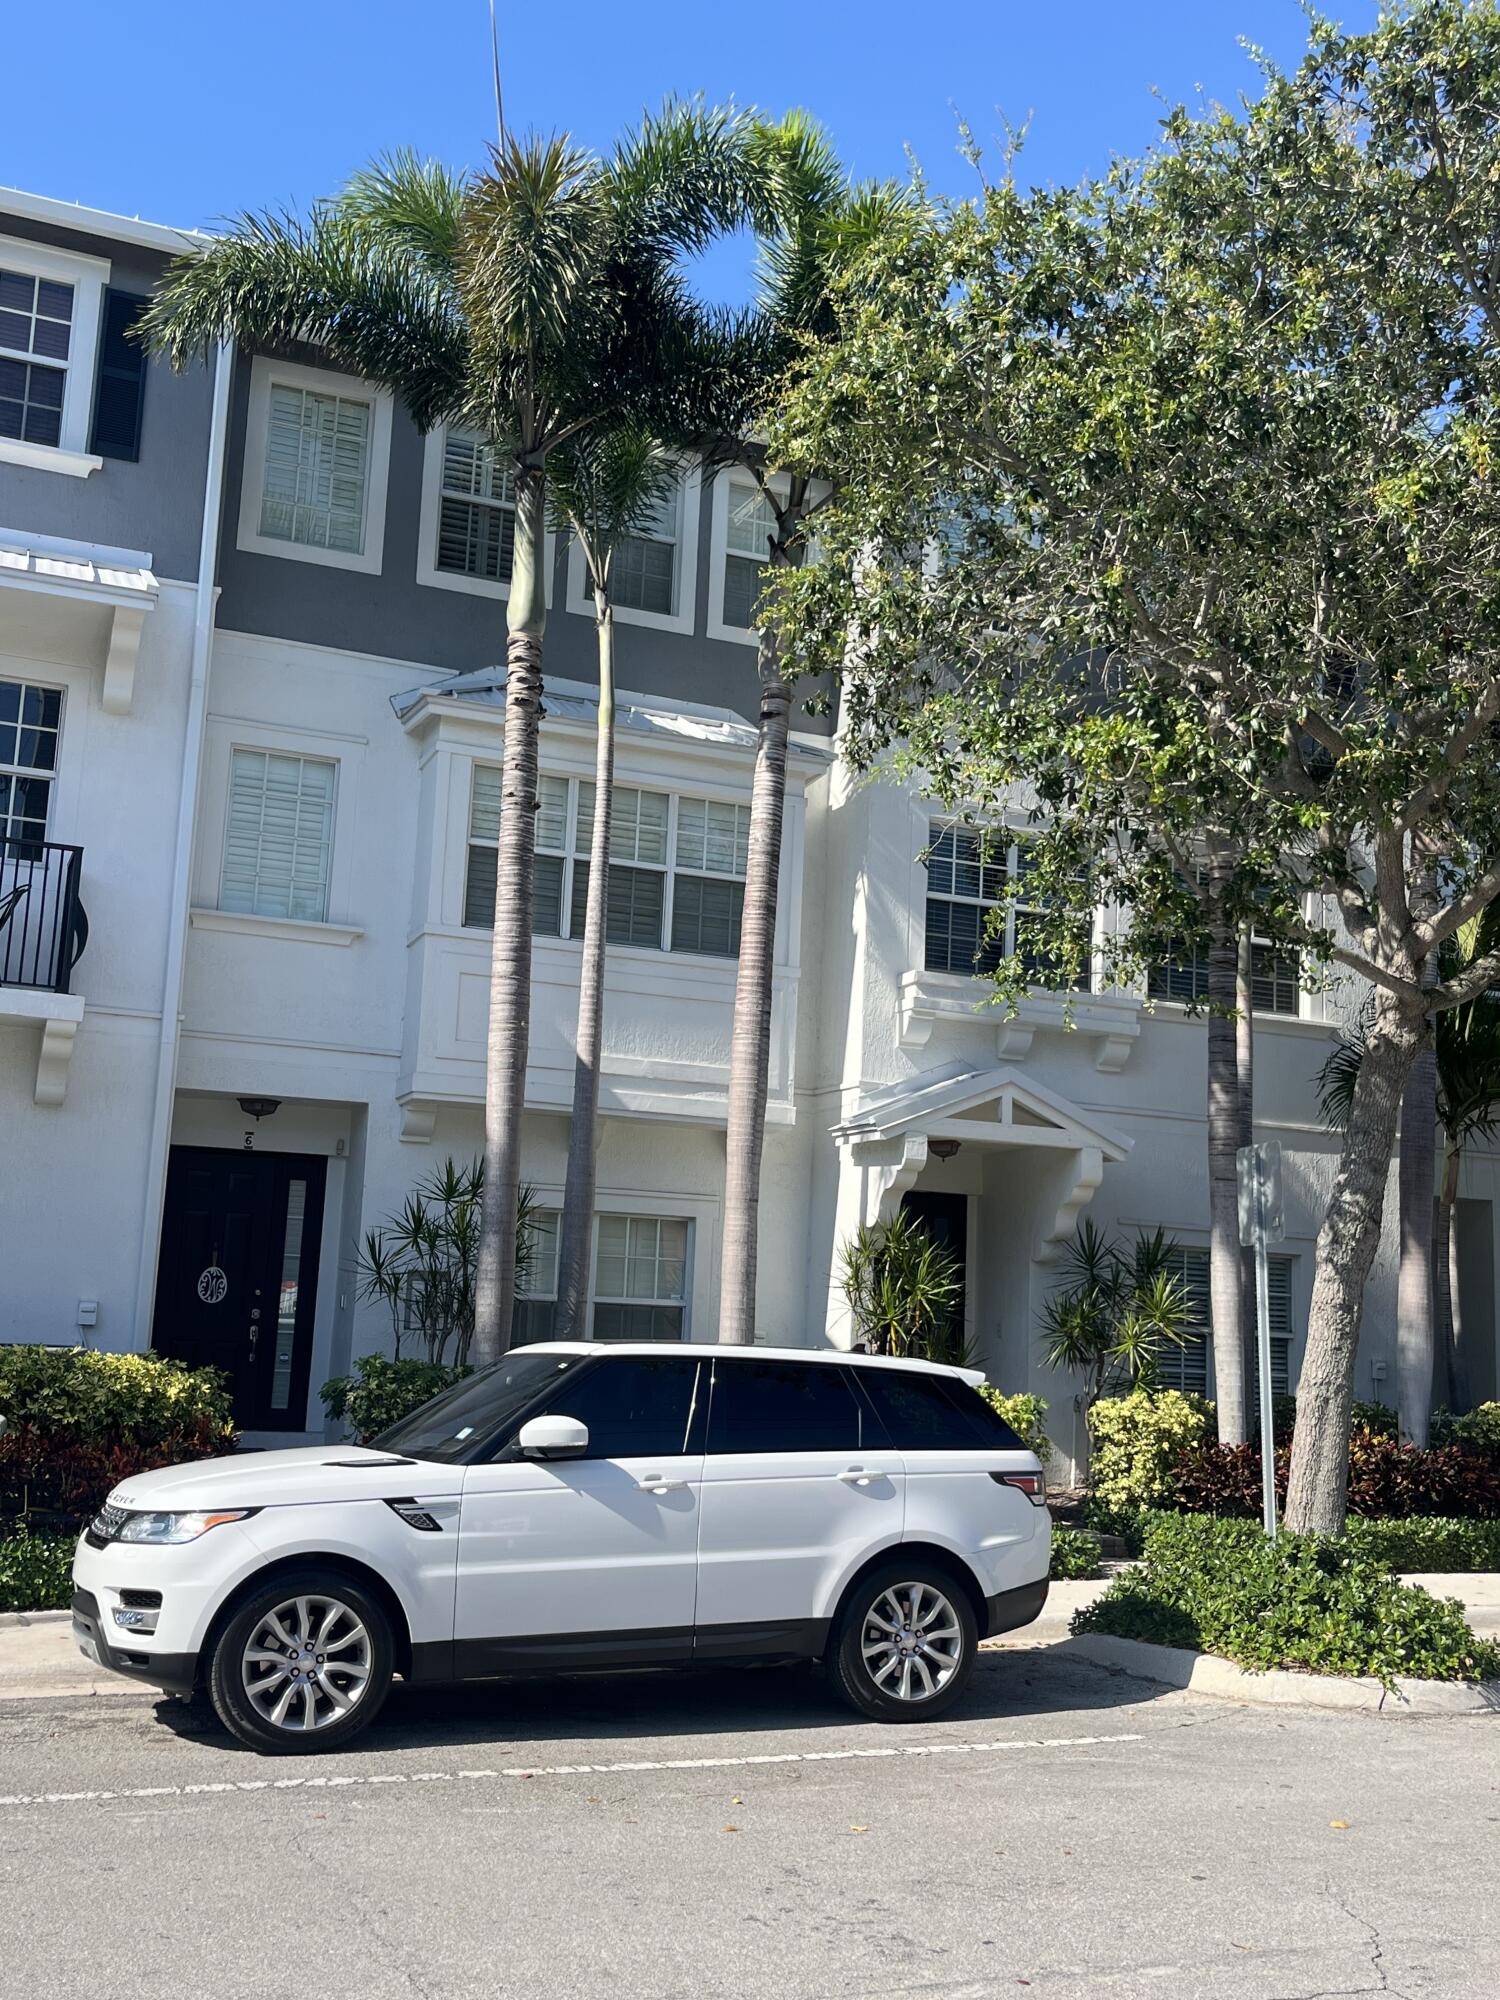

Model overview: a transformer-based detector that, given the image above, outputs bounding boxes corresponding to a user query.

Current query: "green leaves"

[838,1208,964,1361]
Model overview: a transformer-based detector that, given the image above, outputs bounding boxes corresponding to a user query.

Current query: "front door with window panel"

[152,1147,326,1431]
[455,1353,706,1669]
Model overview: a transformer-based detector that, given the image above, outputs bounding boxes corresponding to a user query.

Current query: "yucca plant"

[1039,1222,1191,1417]
[839,1208,964,1362]
[142,107,761,1357]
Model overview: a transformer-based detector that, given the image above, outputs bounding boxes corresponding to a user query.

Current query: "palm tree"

[713,115,912,1343]
[547,429,679,1336]
[142,109,759,1361]
[1316,903,1500,1427]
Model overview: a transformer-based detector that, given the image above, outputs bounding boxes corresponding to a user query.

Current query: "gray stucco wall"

[0,214,215,582]
[213,351,835,730]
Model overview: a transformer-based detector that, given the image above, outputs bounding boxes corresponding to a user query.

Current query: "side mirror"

[517,1413,589,1461]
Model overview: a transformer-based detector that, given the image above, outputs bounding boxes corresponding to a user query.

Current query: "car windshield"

[369,1351,584,1463]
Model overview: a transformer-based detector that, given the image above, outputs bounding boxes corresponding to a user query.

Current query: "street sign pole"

[1238,1138,1283,1539]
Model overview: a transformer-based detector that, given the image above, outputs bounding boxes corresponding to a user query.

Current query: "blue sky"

[10,2,1377,279]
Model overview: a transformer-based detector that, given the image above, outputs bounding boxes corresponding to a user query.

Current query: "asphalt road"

[1,1643,1497,2000]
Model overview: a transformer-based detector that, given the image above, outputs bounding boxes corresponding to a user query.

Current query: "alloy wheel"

[240,1593,373,1733]
[859,1581,964,1702]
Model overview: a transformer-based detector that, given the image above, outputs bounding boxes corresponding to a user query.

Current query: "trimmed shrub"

[977,1388,1052,1465]
[1049,1526,1103,1580]
[1170,1428,1500,1521]
[1075,1512,1500,1685]
[1087,1390,1212,1511]
[0,1528,74,1613]
[0,1347,235,1532]
[1431,1403,1500,1452]
[320,1355,470,1439]
[1349,1399,1399,1439]
[1343,1516,1500,1573]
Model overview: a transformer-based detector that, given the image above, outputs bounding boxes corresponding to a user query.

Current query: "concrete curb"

[1066,1632,1500,1716]
[0,1610,70,1631]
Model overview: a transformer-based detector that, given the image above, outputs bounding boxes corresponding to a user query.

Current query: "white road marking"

[0,1731,1141,1811]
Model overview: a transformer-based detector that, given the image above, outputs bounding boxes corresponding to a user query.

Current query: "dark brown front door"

[152,1146,326,1431]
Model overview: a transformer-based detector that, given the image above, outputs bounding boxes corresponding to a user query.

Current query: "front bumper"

[71,1587,198,1696]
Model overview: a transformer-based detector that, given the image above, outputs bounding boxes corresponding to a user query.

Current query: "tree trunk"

[1435,1142,1468,1412]
[1236,924,1258,1402]
[719,634,791,1345]
[1206,860,1248,1444]
[556,597,615,1338]
[1395,985,1438,1446]
[1285,993,1424,1535]
[473,469,546,1365]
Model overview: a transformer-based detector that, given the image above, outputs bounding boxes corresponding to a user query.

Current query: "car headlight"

[110,1509,257,1545]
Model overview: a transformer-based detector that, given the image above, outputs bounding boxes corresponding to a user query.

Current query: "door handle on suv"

[637,1473,687,1493]
[838,1466,877,1486]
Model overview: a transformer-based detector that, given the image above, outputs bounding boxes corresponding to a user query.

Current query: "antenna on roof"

[488,0,506,148]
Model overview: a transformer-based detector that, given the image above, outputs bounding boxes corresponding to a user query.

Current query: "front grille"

[119,1589,162,1610]
[85,1502,129,1549]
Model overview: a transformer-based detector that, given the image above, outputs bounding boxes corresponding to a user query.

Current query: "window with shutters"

[436,428,515,582]
[237,358,392,574]
[924,822,1093,990]
[463,767,749,959]
[89,291,149,461]
[1146,866,1301,1015]
[513,1208,561,1345]
[566,464,701,632]
[219,750,337,922]
[720,478,777,631]
[0,236,108,474]
[1154,1246,1296,1398]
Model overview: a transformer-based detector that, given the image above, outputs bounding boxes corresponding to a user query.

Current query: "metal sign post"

[1237,1138,1284,1538]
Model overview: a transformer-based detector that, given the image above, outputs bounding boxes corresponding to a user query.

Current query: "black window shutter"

[89,290,149,461]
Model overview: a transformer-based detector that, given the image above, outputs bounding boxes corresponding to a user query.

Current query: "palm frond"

[335,150,470,274]
[606,98,760,260]
[461,133,609,366]
[548,424,679,586]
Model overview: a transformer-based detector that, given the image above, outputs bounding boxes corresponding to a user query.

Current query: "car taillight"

[994,1470,1047,1506]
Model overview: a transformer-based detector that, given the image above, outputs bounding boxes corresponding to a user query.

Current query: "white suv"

[72,1343,1050,1753]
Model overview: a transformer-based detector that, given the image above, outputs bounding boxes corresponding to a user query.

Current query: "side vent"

[385,1498,444,1533]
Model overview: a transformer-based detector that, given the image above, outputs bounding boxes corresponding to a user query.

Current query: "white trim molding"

[0,988,86,1106]
[0,233,110,478]
[189,908,364,946]
[0,528,159,713]
[236,356,393,576]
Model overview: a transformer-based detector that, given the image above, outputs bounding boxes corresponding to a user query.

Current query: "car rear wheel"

[830,1563,977,1722]
[208,1569,394,1754]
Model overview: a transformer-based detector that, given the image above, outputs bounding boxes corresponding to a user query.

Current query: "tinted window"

[856,1369,1026,1452]
[540,1355,704,1459]
[707,1359,869,1455]
[372,1351,583,1462]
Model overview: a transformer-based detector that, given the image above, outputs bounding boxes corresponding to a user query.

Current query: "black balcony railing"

[0,837,88,994]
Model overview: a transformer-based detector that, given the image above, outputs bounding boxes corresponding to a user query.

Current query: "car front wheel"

[208,1570,394,1754]
[830,1564,978,1722]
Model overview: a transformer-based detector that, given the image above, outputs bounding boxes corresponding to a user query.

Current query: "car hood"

[105,1445,462,1513]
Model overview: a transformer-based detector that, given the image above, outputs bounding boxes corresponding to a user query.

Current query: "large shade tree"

[143,108,760,1360]
[772,1,1500,1533]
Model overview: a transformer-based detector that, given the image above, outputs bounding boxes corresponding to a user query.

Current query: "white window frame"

[236,356,393,575]
[705,466,778,647]
[217,745,339,924]
[0,673,65,843]
[415,423,555,602]
[462,764,748,961]
[0,234,108,479]
[512,1206,694,1342]
[564,460,702,635]
[924,819,1094,992]
[1155,1245,1297,1399]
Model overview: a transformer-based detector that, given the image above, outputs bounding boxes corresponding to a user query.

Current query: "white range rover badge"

[196,1266,229,1305]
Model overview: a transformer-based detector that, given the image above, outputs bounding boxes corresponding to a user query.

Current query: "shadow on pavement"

[150,1639,1169,1759]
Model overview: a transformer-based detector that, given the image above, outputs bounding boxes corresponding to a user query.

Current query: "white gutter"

[0,185,213,257]
[131,341,233,1343]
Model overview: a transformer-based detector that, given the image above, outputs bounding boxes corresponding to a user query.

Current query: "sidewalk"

[5,1572,1498,1703]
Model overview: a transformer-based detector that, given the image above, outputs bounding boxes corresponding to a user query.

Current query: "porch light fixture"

[237,1096,281,1121]
[927,1138,962,1162]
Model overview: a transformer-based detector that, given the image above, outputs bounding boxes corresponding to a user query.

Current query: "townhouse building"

[3,185,1497,1469]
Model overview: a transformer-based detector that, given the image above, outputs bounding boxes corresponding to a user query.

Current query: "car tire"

[208,1568,394,1754]
[829,1561,978,1723]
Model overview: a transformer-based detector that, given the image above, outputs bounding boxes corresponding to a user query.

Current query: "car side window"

[855,1369,1026,1451]
[535,1355,705,1460]
[706,1359,871,1454]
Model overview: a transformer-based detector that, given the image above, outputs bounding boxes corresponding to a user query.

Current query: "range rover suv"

[72,1344,1050,1753]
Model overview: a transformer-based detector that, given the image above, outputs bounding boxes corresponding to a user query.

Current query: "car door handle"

[838,1467,877,1486]
[637,1474,688,1493]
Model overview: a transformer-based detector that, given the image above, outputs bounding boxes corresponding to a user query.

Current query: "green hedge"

[320,1355,471,1439]
[1049,1526,1103,1580]
[1074,1512,1500,1686]
[1087,1390,1212,1510]
[976,1387,1052,1464]
[1342,1516,1500,1574]
[0,1528,74,1614]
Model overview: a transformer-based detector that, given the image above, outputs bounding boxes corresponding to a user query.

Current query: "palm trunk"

[1206,860,1248,1444]
[1236,924,1258,1403]
[556,592,615,1337]
[719,631,791,1345]
[1434,1141,1467,1413]
[1285,992,1424,1534]
[473,468,547,1364]
[1396,1032,1438,1444]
